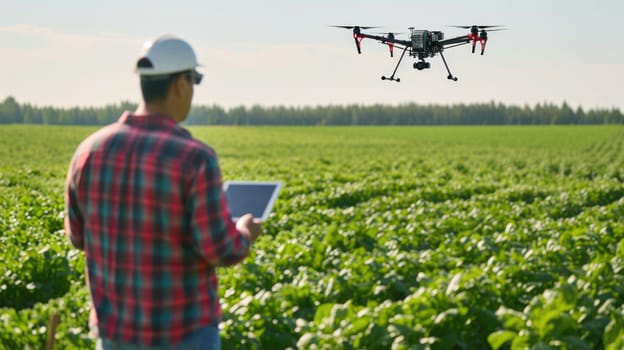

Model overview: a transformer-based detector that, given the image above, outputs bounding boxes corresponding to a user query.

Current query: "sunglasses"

[186,70,203,85]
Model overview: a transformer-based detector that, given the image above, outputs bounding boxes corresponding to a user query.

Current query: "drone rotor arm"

[354,32,411,58]
[442,42,471,50]
[440,35,472,47]
[358,33,410,46]
[331,25,384,54]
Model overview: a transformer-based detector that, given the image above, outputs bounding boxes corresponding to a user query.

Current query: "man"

[65,35,261,349]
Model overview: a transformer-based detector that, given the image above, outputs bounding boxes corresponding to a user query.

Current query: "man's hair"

[140,72,184,103]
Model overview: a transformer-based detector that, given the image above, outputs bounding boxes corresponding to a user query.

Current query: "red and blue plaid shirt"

[65,112,251,346]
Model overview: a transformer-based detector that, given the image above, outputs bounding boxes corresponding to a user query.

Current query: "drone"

[332,25,505,82]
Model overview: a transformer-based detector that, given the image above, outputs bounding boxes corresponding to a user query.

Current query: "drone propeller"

[330,25,381,30]
[331,25,382,55]
[449,25,504,29]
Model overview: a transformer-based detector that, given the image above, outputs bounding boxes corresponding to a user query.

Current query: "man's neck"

[135,102,181,122]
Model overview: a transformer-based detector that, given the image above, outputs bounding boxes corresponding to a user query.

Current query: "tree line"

[0,96,622,126]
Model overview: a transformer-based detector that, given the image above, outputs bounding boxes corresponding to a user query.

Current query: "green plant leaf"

[488,330,516,350]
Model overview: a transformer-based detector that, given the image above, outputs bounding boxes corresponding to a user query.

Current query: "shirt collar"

[118,111,191,138]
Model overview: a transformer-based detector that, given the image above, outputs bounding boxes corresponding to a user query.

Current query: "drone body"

[332,25,505,82]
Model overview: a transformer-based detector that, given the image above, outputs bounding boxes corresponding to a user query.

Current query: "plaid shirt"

[65,112,251,346]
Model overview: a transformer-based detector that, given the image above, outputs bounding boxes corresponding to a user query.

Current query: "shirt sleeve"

[65,152,85,250]
[188,154,251,267]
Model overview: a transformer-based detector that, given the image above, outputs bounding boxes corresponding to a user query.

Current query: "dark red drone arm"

[467,32,478,53]
[353,33,364,54]
[478,31,488,55]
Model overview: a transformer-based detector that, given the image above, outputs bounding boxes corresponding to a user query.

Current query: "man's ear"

[171,74,186,97]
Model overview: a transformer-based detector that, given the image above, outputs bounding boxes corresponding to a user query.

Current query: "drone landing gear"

[438,50,458,81]
[381,46,408,82]
[381,76,400,82]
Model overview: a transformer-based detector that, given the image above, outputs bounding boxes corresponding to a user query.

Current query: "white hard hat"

[135,35,201,76]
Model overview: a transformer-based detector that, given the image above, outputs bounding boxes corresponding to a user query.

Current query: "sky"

[1,0,623,111]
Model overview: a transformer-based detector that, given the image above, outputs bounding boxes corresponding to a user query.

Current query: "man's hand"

[236,213,262,241]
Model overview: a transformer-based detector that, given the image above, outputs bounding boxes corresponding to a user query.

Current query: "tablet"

[223,181,282,221]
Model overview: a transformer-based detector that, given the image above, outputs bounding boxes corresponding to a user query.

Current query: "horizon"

[2,95,620,113]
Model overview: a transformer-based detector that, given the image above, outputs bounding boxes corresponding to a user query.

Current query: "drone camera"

[413,61,431,70]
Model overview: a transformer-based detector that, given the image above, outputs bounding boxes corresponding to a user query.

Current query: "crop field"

[1,125,624,349]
